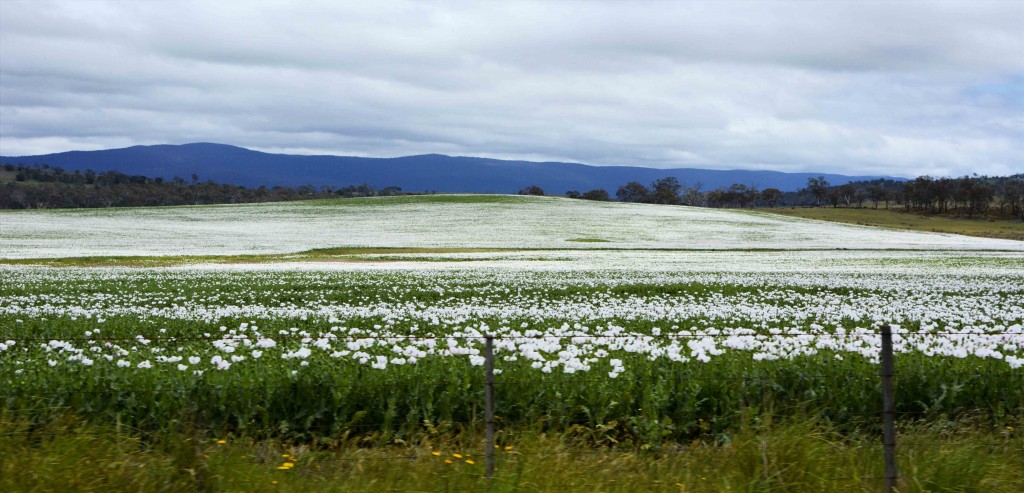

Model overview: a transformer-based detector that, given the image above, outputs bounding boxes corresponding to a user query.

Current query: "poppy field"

[2,251,1021,443]
[1,196,1022,491]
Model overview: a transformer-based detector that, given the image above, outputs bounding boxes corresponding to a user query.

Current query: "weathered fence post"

[484,334,496,478]
[880,323,898,492]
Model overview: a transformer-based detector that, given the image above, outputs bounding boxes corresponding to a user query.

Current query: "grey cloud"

[1,0,1021,177]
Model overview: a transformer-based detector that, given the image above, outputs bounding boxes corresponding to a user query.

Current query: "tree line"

[520,173,1024,220]
[0,164,405,209]
[5,162,1021,220]
[793,175,1023,219]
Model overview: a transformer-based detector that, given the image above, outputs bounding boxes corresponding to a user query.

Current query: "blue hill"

[1,143,900,192]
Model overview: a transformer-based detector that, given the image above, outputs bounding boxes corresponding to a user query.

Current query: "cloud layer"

[1,0,1021,177]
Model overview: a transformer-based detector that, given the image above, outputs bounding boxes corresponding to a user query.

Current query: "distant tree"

[705,189,726,208]
[867,186,889,209]
[838,183,857,207]
[564,190,582,199]
[804,176,830,206]
[959,178,993,216]
[682,182,704,206]
[581,189,610,201]
[648,177,682,205]
[853,189,866,208]
[518,185,545,196]
[336,183,377,197]
[827,188,842,208]
[760,188,784,208]
[1002,180,1024,220]
[904,176,937,211]
[616,181,650,203]
[727,184,757,208]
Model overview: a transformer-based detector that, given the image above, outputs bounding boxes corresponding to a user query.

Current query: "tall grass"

[2,415,1020,492]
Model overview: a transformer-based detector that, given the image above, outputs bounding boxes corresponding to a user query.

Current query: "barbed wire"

[2,329,1020,345]
[1,407,1006,433]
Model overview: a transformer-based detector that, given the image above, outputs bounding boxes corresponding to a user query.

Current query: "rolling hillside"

[1,143,899,193]
[1,195,1020,260]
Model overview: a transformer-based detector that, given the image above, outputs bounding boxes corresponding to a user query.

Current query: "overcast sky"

[1,1,1021,177]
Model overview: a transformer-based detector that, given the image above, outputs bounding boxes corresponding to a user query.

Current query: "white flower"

[282,347,311,360]
[255,338,277,348]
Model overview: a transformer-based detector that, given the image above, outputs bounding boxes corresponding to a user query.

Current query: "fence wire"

[2,330,1019,344]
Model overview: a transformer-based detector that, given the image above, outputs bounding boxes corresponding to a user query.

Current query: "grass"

[756,206,1024,241]
[2,416,1020,493]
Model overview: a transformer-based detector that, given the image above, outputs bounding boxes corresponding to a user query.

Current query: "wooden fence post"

[880,323,898,492]
[484,335,496,478]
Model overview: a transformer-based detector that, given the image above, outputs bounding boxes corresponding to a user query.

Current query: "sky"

[0,1,1021,177]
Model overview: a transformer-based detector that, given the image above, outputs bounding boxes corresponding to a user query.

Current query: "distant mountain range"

[1,143,902,193]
